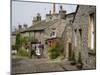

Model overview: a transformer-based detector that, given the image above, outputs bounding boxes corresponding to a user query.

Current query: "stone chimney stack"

[37,13,41,21]
[60,5,63,11]
[32,13,41,25]
[18,24,22,31]
[59,5,66,19]
[23,24,27,29]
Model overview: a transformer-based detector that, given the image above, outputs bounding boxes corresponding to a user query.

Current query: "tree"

[15,32,21,51]
[21,37,29,45]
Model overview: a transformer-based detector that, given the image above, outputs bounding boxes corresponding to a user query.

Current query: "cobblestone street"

[12,57,78,74]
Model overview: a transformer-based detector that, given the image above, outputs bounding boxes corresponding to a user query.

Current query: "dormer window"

[50,31,56,38]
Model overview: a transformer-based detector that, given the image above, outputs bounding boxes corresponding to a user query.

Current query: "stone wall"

[72,5,96,68]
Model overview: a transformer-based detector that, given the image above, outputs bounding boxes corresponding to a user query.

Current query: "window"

[88,13,94,50]
[74,29,77,47]
[79,29,82,39]
[50,32,56,38]
[79,29,82,50]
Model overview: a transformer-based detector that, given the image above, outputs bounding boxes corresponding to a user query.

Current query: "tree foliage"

[15,32,21,51]
[21,37,29,46]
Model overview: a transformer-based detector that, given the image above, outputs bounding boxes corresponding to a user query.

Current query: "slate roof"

[11,19,58,35]
[12,12,76,34]
[46,13,59,16]
[12,31,16,35]
[22,19,58,32]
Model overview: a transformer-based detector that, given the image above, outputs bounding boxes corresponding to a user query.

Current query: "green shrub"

[48,47,59,59]
[15,32,21,51]
[21,37,29,45]
[12,45,16,50]
[17,48,29,57]
[48,44,64,59]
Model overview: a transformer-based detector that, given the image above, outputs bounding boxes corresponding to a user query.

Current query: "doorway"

[68,43,72,60]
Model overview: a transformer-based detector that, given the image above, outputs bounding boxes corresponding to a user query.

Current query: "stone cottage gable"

[44,19,67,39]
[44,12,76,39]
[61,12,76,59]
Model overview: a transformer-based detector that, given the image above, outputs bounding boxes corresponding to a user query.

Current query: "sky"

[12,1,77,31]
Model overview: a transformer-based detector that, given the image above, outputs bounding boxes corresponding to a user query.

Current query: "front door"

[68,43,72,60]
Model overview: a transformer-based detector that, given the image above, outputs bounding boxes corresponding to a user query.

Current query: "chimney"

[23,24,27,29]
[53,3,55,14]
[59,5,66,19]
[37,13,41,21]
[60,5,63,11]
[18,24,22,30]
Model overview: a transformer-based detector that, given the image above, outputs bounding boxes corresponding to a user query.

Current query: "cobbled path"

[12,57,78,74]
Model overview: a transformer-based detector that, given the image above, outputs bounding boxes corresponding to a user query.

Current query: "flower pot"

[70,61,76,65]
[76,63,83,69]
